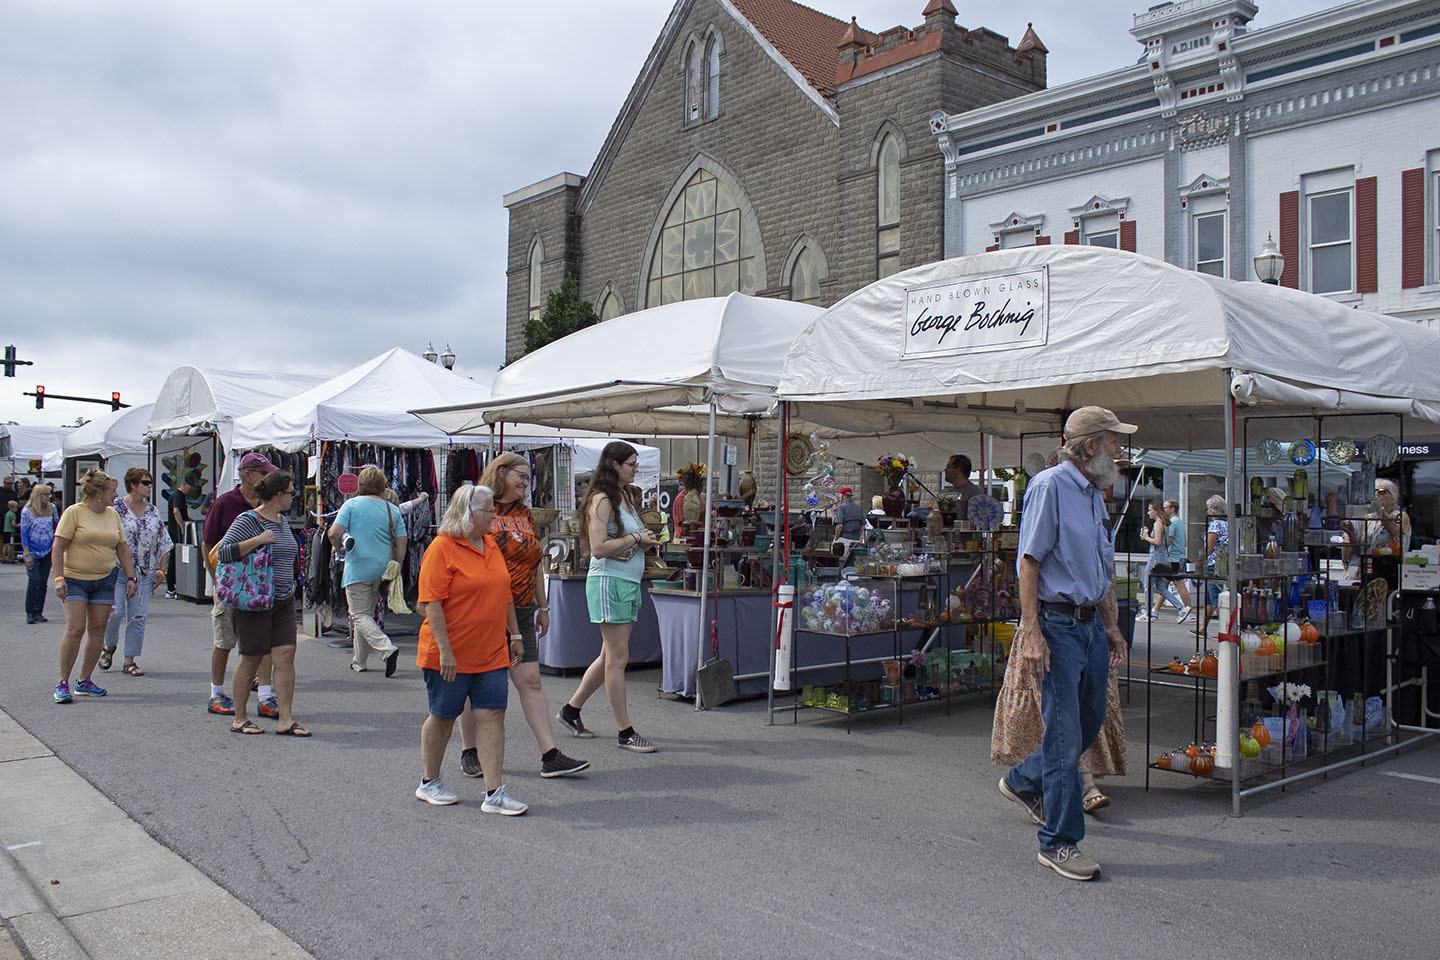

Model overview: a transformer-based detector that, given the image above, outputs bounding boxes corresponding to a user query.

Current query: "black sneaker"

[540,750,591,778]
[998,777,1044,825]
[556,709,596,739]
[459,747,482,779]
[617,732,657,753]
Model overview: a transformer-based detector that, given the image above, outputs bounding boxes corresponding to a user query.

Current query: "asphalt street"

[2,563,1438,960]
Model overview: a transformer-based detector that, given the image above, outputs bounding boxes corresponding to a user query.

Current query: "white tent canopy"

[571,438,662,488]
[1,425,72,461]
[231,348,493,452]
[779,246,1440,450]
[412,294,827,437]
[63,404,154,460]
[145,367,334,441]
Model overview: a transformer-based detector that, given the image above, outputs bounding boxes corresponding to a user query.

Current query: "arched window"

[646,169,759,306]
[685,42,703,122]
[599,291,622,321]
[705,37,721,119]
[789,246,822,302]
[876,134,901,278]
[527,239,544,322]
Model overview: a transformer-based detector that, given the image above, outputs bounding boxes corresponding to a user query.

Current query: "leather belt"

[1041,600,1098,622]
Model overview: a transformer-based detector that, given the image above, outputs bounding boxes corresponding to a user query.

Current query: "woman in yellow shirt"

[50,469,138,704]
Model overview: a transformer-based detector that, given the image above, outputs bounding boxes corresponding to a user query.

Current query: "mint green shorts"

[586,575,642,624]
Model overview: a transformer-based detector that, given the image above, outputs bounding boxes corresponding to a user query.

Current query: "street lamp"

[440,344,456,370]
[1253,232,1285,285]
[422,341,438,364]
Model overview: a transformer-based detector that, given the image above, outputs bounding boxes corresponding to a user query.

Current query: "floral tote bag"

[215,515,274,611]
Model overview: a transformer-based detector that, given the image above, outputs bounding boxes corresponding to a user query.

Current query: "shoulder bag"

[214,511,275,611]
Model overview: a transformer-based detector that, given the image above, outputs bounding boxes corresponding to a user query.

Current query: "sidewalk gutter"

[0,708,315,960]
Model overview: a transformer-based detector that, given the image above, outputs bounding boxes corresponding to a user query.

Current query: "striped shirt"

[218,510,299,600]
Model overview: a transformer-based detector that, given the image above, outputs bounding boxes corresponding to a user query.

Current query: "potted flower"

[875,453,911,517]
[675,462,707,531]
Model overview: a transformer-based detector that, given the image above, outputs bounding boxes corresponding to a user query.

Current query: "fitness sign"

[900,266,1049,359]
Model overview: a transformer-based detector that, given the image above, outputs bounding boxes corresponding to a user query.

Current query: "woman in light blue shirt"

[557,442,661,753]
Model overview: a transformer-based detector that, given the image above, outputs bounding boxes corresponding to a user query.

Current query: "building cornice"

[503,173,585,209]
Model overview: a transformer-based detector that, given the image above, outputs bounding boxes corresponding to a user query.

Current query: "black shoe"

[384,648,400,678]
[36,615,48,623]
[460,747,483,779]
[556,708,595,739]
[541,750,591,778]
[26,615,37,624]
[998,777,1045,826]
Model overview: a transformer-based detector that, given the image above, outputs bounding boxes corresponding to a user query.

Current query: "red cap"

[839,486,854,496]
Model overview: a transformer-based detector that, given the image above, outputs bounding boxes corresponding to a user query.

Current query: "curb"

[0,708,314,960]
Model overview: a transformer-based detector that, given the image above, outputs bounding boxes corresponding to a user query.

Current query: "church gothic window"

[876,134,901,278]
[527,238,543,323]
[646,169,758,306]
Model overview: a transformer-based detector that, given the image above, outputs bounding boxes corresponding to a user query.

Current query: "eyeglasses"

[622,460,639,468]
[1375,488,1392,495]
[472,506,495,514]
[138,479,152,486]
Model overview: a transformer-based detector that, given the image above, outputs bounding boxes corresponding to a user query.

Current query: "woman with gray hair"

[1343,478,1411,580]
[1200,494,1229,632]
[412,484,527,815]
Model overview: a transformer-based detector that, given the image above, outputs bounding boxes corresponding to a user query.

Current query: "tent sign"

[901,267,1049,359]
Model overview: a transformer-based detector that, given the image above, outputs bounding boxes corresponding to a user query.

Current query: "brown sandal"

[1082,787,1110,814]
[230,719,264,735]
[122,662,144,676]
[98,647,116,671]
[275,722,311,738]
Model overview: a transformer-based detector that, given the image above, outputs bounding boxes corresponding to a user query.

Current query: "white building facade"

[931,0,1440,326]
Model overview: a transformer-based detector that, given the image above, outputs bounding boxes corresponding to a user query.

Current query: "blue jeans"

[26,553,51,617]
[1005,608,1110,849]
[105,583,152,658]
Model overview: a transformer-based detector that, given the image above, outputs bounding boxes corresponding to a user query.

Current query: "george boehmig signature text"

[911,297,1037,343]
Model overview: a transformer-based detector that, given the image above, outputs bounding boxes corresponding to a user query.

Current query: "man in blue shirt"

[998,406,1135,881]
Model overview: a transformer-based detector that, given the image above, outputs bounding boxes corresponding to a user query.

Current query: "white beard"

[1084,450,1122,488]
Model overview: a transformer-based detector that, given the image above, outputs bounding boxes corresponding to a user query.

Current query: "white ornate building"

[930,0,1440,326]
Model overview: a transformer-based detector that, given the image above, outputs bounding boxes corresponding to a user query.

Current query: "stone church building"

[503,0,1050,362]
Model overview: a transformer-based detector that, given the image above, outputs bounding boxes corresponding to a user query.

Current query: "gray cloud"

[1,0,1328,428]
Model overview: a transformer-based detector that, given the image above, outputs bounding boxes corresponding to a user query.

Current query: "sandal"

[122,662,144,676]
[275,722,312,738]
[98,647,116,671]
[230,719,265,735]
[1082,787,1111,814]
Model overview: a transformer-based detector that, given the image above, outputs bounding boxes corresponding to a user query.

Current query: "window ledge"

[1415,284,1440,296]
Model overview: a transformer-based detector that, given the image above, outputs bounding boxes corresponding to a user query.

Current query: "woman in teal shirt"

[557,442,661,753]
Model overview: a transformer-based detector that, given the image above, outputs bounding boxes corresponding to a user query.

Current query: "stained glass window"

[648,170,758,306]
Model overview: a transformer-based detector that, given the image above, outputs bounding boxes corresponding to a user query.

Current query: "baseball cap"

[839,486,854,496]
[238,452,278,474]
[1064,406,1138,439]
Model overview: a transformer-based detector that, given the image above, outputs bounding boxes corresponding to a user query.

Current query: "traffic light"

[34,385,44,409]
[111,391,122,411]
[3,345,15,377]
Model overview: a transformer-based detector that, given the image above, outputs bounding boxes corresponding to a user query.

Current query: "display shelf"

[1149,661,1328,684]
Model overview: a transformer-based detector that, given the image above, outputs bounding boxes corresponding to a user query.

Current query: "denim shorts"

[64,568,118,606]
[423,667,508,719]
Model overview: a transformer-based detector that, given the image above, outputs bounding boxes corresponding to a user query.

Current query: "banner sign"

[901,266,1049,360]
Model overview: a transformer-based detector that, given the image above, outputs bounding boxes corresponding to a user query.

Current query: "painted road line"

[1382,771,1440,785]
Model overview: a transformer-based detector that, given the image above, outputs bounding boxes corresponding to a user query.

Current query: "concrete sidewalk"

[0,709,312,960]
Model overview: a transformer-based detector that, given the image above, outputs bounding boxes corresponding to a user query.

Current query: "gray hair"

[1375,478,1399,500]
[437,483,495,538]
[1058,431,1106,464]
[1205,494,1228,517]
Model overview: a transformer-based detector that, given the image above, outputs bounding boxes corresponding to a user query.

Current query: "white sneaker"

[414,778,458,806]
[480,784,529,816]
[1176,606,1195,623]
[1134,612,1151,622]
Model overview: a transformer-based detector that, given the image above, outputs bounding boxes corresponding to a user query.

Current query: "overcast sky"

[1,0,1330,429]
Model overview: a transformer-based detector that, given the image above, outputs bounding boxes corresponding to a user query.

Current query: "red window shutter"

[1119,219,1136,252]
[1279,191,1300,289]
[1035,235,1051,245]
[1356,176,1377,293]
[985,243,1000,252]
[1063,229,1080,245]
[1402,167,1427,289]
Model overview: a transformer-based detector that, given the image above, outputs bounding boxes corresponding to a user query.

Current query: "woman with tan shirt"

[51,469,138,704]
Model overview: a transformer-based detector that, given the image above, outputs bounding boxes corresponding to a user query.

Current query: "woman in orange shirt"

[413,484,527,816]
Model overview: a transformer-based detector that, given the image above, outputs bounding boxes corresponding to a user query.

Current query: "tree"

[523,277,598,356]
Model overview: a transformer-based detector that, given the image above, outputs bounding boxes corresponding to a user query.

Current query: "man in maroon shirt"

[202,452,277,716]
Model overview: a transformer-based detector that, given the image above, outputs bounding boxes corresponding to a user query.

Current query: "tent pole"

[696,399,718,710]
[767,404,788,725]
[1223,370,1242,817]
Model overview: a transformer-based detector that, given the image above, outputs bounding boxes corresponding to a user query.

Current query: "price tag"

[337,473,359,495]
[723,444,737,467]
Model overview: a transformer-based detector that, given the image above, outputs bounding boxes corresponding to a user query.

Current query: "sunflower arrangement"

[676,461,707,490]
